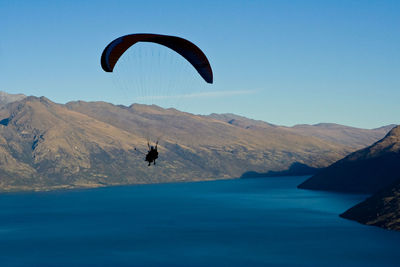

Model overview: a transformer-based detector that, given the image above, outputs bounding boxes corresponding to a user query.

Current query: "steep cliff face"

[298,125,400,194]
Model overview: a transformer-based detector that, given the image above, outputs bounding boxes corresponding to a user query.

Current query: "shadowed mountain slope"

[298,125,400,194]
[0,95,393,192]
[340,179,400,231]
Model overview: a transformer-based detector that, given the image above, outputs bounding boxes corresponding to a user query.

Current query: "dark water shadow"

[241,162,321,178]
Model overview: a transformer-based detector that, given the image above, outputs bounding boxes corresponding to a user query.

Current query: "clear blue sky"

[0,0,399,128]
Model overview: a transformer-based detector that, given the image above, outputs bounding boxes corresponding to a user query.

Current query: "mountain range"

[0,91,394,192]
[207,113,394,149]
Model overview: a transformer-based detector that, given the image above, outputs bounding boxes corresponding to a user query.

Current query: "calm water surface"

[0,176,399,266]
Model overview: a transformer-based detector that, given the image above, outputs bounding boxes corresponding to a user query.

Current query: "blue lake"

[0,176,399,266]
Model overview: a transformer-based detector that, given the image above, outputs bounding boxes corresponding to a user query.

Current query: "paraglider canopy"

[101,33,213,84]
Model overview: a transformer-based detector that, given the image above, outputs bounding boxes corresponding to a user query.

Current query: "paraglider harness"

[145,141,159,166]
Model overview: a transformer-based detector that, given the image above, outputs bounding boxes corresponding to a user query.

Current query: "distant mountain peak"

[0,91,26,106]
[207,113,276,129]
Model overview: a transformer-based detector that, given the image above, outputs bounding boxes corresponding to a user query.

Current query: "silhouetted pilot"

[145,142,158,166]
